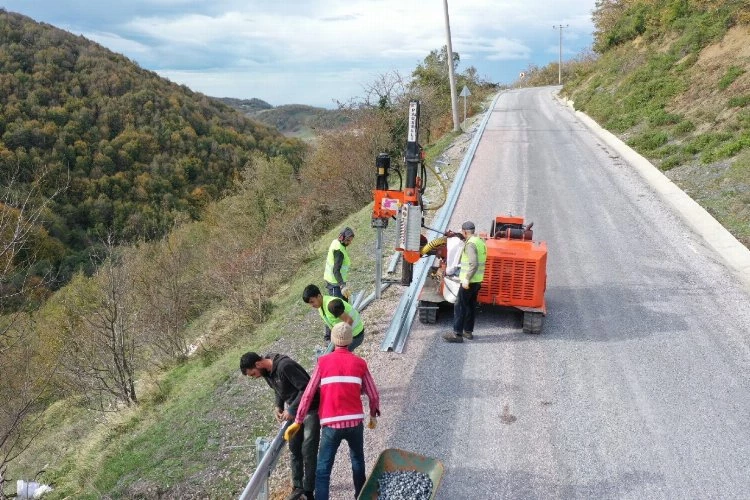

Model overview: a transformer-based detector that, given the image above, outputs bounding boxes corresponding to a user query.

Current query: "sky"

[3,1,597,108]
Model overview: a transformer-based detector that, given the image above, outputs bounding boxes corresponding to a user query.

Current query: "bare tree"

[133,235,200,363]
[0,166,63,496]
[361,70,407,109]
[58,234,139,409]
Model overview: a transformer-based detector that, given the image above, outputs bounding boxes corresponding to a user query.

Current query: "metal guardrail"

[238,424,289,500]
[379,91,502,353]
[238,269,397,499]
[238,93,501,499]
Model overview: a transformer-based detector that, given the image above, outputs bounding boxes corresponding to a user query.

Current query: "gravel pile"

[377,470,433,500]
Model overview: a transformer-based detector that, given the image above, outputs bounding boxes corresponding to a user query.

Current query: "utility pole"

[443,0,460,132]
[552,24,569,85]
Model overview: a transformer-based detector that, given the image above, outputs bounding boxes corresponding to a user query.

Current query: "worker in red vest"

[285,322,380,500]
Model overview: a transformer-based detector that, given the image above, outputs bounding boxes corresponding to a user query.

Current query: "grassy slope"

[9,146,452,497]
[5,96,485,498]
[564,19,750,246]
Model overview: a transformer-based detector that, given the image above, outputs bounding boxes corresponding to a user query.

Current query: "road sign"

[459,85,471,97]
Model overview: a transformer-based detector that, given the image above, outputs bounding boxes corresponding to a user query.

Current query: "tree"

[131,233,202,364]
[0,166,62,496]
[411,45,460,91]
[57,234,139,409]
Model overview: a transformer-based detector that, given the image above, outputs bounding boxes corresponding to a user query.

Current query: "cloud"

[458,36,532,62]
[81,31,153,58]
[158,65,408,108]
[3,0,598,105]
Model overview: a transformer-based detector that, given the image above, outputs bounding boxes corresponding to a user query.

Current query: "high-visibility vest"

[317,349,368,426]
[319,295,364,336]
[459,236,486,283]
[324,239,350,284]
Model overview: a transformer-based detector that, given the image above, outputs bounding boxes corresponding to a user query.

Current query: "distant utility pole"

[553,24,569,85]
[443,0,460,132]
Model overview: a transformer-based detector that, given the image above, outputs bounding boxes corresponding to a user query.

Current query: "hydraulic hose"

[422,160,448,212]
[420,236,447,255]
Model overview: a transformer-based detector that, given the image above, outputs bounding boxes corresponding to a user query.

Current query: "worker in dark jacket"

[241,352,320,500]
[324,227,354,301]
[443,221,487,343]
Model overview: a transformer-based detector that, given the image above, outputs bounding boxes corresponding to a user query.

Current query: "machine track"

[522,311,544,334]
[418,301,439,324]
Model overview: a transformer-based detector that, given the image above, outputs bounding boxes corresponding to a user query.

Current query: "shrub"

[728,95,750,108]
[654,143,681,159]
[718,66,746,90]
[648,109,682,126]
[700,134,750,164]
[673,120,695,135]
[628,130,669,151]
[660,153,689,171]
[684,132,733,154]
[605,113,639,132]
[674,53,699,73]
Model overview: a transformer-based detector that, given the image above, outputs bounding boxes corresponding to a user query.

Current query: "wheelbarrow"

[357,448,444,500]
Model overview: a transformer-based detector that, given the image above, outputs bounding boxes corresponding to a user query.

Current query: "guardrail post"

[255,437,271,500]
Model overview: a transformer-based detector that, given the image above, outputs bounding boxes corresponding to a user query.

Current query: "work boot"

[303,492,314,500]
[442,331,463,343]
[285,487,305,500]
[463,331,474,340]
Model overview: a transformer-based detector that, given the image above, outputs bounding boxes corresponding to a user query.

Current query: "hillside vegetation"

[0,10,306,299]
[0,10,496,497]
[561,0,750,246]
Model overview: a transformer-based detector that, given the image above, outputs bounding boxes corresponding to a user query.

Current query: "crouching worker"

[284,323,380,500]
[302,284,365,351]
[240,352,320,500]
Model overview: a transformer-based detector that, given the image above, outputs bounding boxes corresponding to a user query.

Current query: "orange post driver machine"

[372,100,426,285]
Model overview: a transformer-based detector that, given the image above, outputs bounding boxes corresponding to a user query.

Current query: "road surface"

[360,86,750,500]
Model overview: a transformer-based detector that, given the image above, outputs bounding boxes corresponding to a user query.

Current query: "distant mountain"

[215,97,273,113]
[0,10,306,292]
[216,98,350,139]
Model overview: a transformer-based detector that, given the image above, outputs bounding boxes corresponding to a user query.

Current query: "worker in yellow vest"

[443,221,486,343]
[324,227,354,301]
[303,284,365,350]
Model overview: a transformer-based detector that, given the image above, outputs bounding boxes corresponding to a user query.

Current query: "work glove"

[341,286,352,300]
[461,279,470,290]
[368,417,377,429]
[284,422,301,441]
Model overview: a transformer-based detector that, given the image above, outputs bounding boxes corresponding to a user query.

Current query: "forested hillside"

[561,0,750,246]
[0,10,306,298]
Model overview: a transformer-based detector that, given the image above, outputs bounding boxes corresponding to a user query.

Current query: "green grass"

[627,130,669,151]
[700,150,750,247]
[647,109,682,126]
[700,133,750,163]
[718,66,746,90]
[562,3,750,250]
[672,120,696,136]
[728,95,750,108]
[659,153,690,171]
[10,119,447,497]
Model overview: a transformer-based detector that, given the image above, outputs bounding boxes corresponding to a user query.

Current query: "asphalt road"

[370,86,750,499]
